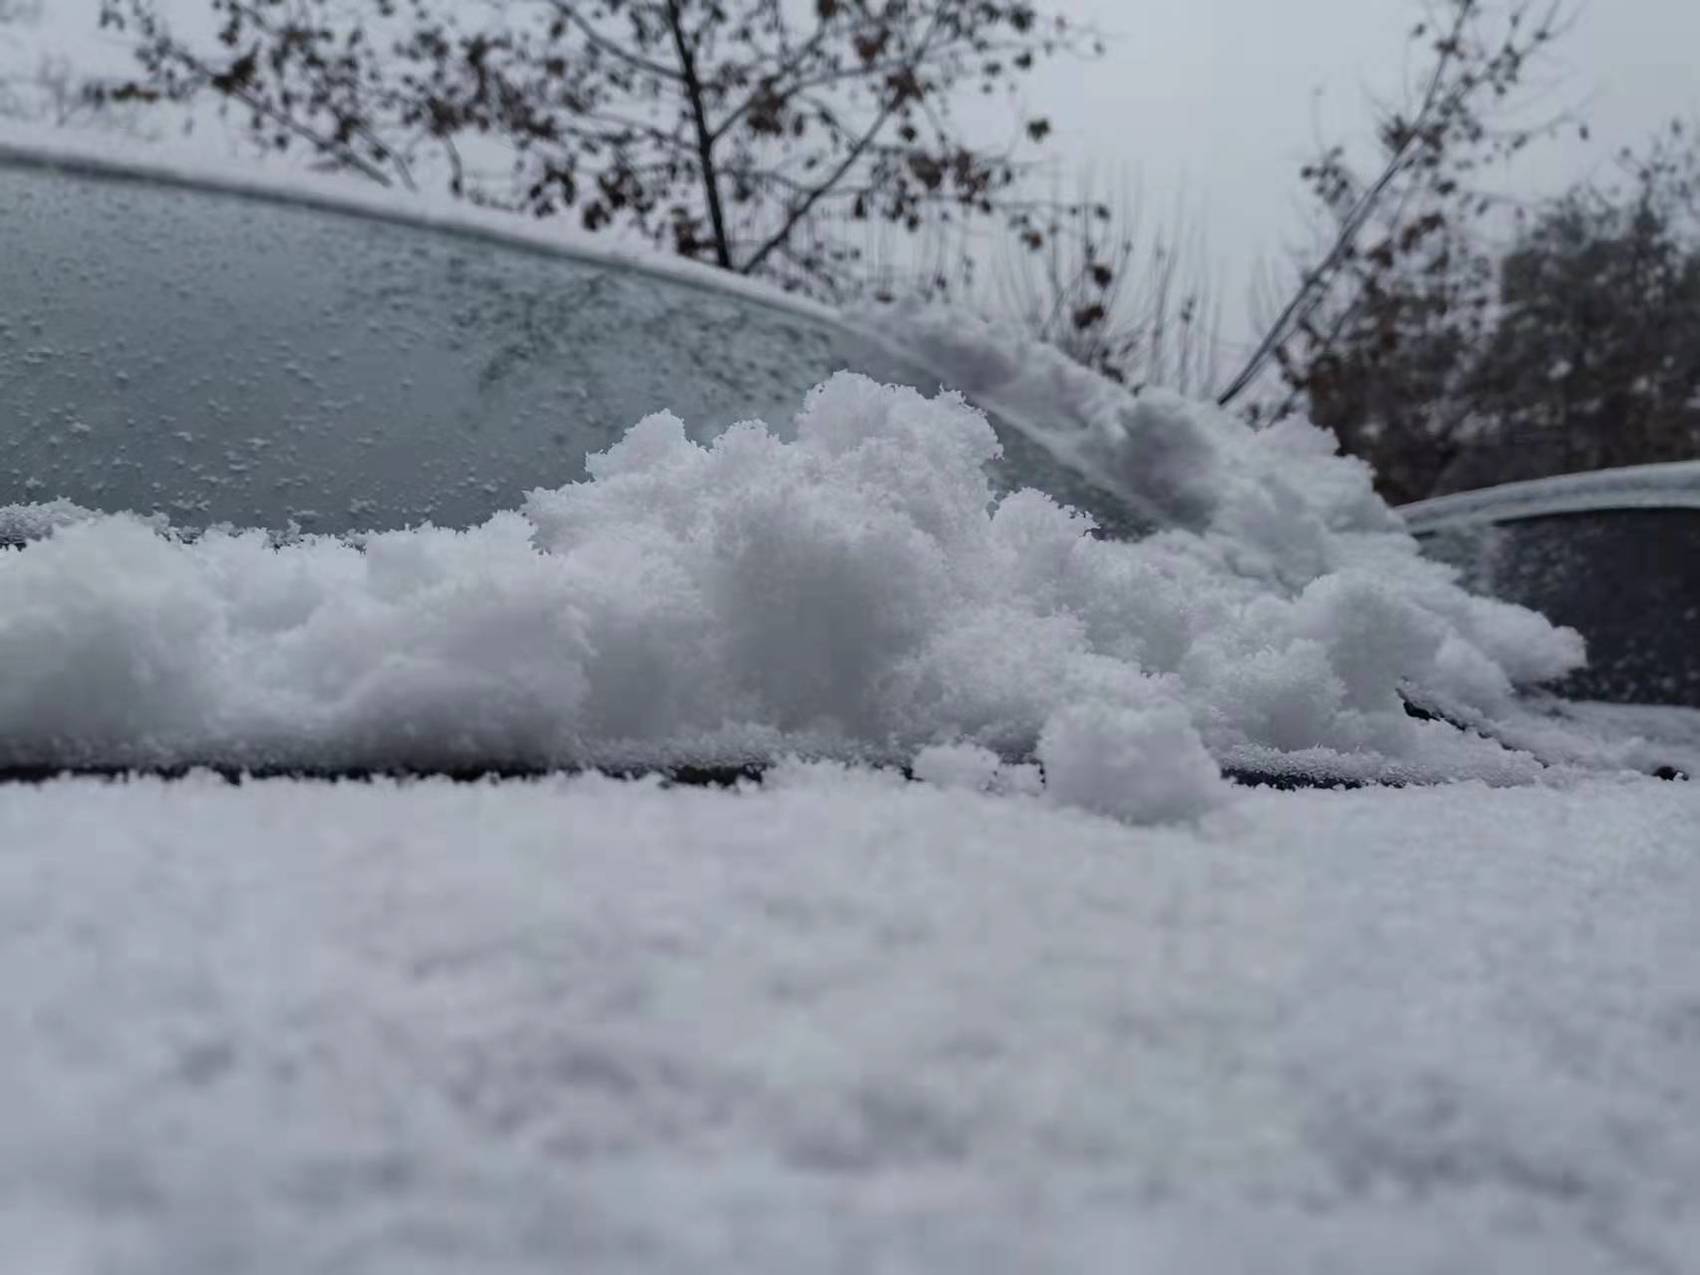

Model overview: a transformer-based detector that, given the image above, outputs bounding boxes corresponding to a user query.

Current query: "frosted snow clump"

[0,371,1591,817]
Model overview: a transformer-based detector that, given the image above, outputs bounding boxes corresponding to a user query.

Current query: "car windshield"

[0,154,1147,540]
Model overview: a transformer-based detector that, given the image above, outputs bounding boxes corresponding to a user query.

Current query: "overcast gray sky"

[1015,0,1700,320]
[14,0,1700,335]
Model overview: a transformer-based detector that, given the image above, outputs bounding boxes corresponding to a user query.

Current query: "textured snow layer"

[0,497,108,546]
[0,374,1595,803]
[1515,699,1700,778]
[1399,459,1700,531]
[3,771,1697,1273]
[0,128,837,329]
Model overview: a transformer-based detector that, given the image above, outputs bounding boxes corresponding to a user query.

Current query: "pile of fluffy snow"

[0,370,1595,818]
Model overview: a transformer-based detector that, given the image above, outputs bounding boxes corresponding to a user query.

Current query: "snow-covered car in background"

[3,139,1699,1274]
[1404,461,1700,708]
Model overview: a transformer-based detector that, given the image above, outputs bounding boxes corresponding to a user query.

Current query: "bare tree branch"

[664,0,732,267]
[94,0,1099,297]
[1216,0,1475,408]
[545,1,684,83]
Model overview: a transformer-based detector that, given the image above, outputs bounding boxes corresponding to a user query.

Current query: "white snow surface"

[3,769,1697,1273]
[0,129,837,329]
[0,497,108,544]
[1,372,1600,803]
[1398,458,1700,532]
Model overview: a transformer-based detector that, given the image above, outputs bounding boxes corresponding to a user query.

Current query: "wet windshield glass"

[0,158,1145,537]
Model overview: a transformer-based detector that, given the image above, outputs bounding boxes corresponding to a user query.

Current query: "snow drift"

[0,368,1591,818]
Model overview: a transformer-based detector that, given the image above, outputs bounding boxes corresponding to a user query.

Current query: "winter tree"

[1440,128,1700,489]
[93,0,1100,298]
[1219,0,1574,500]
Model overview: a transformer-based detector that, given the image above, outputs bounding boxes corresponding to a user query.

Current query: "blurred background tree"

[21,0,1700,497]
[1441,129,1700,490]
[1225,0,1700,501]
[91,0,1103,299]
[983,176,1221,397]
[3,0,152,130]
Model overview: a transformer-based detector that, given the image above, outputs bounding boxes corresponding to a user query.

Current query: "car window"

[1418,508,1700,707]
[0,159,1147,538]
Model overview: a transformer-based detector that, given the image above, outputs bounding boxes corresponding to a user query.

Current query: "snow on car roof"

[4,767,1697,1273]
[1399,459,1700,532]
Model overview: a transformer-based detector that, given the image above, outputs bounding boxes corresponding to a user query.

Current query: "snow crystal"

[0,369,1605,809]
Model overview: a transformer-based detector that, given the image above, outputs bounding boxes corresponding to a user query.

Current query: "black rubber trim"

[0,760,1375,792]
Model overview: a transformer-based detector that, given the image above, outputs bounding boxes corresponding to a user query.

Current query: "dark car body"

[1402,462,1700,707]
